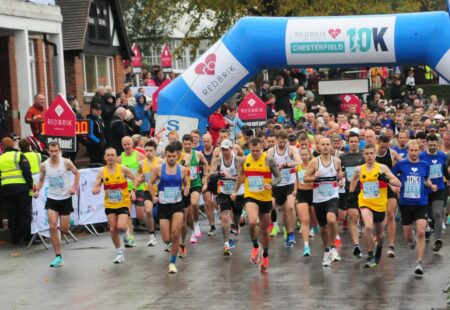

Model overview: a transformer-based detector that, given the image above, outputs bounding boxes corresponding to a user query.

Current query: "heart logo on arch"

[195,54,216,75]
[328,28,341,39]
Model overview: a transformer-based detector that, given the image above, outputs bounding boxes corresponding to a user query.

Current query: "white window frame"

[82,53,115,95]
[29,40,37,97]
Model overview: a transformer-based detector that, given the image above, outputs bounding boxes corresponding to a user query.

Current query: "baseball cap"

[434,114,444,120]
[350,127,360,135]
[220,139,233,149]
[91,103,102,110]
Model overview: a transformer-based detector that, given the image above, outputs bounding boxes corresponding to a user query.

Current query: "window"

[83,54,115,94]
[29,40,37,97]
[87,0,110,43]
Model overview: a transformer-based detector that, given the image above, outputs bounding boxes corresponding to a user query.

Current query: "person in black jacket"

[390,78,405,101]
[110,107,128,154]
[86,104,106,164]
[101,93,116,145]
[269,75,298,120]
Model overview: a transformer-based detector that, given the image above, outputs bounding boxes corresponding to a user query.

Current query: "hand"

[202,183,208,193]
[230,192,237,201]
[392,186,400,195]
[338,171,344,180]
[264,183,272,191]
[378,173,390,183]
[136,120,143,126]
[314,170,320,180]
[152,196,159,204]
[92,187,101,195]
[291,191,297,197]
[130,190,136,201]
[183,187,189,197]
[33,190,39,199]
[346,192,356,205]
[69,187,77,196]
[431,184,438,192]
[278,162,286,169]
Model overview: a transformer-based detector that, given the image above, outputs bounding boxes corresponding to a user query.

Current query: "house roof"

[56,0,132,59]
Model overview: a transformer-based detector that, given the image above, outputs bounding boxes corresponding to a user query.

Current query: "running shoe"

[309,229,315,238]
[207,226,216,236]
[387,246,396,258]
[288,233,296,245]
[190,232,197,244]
[284,240,294,248]
[168,263,177,274]
[270,225,280,237]
[433,239,443,252]
[229,239,236,249]
[113,253,125,264]
[194,223,202,238]
[296,221,301,231]
[125,236,136,248]
[334,238,342,249]
[223,245,232,256]
[230,225,240,236]
[330,247,341,262]
[49,256,64,267]
[353,245,362,258]
[283,227,288,241]
[364,256,376,268]
[250,247,260,264]
[414,261,424,275]
[443,223,447,231]
[259,256,269,273]
[322,251,332,267]
[147,235,157,246]
[179,245,187,258]
[164,242,172,252]
[313,226,320,234]
[303,244,311,257]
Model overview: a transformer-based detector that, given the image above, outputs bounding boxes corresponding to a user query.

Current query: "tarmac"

[1,220,449,310]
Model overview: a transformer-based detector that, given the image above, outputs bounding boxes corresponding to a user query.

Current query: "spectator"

[67,95,83,119]
[123,86,136,107]
[270,75,298,120]
[102,93,117,145]
[390,78,404,101]
[258,80,270,102]
[90,86,105,111]
[25,94,46,139]
[406,70,416,90]
[133,94,152,136]
[110,107,129,154]
[226,106,243,142]
[86,103,106,164]
[208,107,228,146]
[265,93,276,120]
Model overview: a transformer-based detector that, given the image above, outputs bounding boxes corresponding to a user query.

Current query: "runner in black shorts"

[201,134,218,236]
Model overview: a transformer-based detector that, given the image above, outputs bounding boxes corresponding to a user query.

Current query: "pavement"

[1,221,450,310]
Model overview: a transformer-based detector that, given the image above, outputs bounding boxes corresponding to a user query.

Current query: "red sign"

[152,79,171,112]
[160,44,172,68]
[238,92,266,128]
[340,94,361,114]
[43,94,76,137]
[131,43,142,67]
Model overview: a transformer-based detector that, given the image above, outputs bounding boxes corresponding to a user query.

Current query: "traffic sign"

[237,92,267,129]
[160,44,172,68]
[152,79,171,112]
[43,94,76,152]
[131,43,142,68]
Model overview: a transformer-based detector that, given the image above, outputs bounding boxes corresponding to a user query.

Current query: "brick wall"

[34,39,46,100]
[45,44,55,103]
[114,54,125,94]
[64,53,88,116]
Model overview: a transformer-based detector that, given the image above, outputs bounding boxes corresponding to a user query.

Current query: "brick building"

[56,0,133,116]
[0,0,66,137]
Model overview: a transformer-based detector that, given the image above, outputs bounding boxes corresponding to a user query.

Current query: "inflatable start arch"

[156,11,450,137]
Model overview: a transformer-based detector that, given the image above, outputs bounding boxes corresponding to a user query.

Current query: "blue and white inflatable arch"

[156,11,450,137]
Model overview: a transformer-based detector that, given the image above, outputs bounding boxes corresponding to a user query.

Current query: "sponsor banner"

[44,94,76,137]
[182,40,249,108]
[237,92,267,129]
[161,44,173,68]
[155,115,199,146]
[285,16,396,65]
[77,168,107,225]
[45,136,76,152]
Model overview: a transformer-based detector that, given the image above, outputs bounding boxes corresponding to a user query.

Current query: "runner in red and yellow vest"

[92,147,139,264]
[231,138,281,273]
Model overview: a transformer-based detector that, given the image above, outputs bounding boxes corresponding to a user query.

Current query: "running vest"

[142,157,159,191]
[121,151,141,191]
[158,163,183,204]
[45,158,71,200]
[189,151,202,188]
[243,153,272,202]
[218,155,244,195]
[273,146,296,186]
[103,165,130,209]
[340,151,364,190]
[313,156,339,203]
[202,148,214,165]
[24,151,41,174]
[376,148,393,169]
[358,163,388,212]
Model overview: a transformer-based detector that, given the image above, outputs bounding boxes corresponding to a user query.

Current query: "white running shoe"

[164,242,172,252]
[113,252,125,264]
[147,235,157,246]
[442,223,447,231]
[322,251,332,267]
[190,232,197,244]
[330,247,341,262]
[194,223,202,238]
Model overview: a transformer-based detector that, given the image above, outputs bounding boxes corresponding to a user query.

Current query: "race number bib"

[429,164,442,179]
[144,173,151,183]
[162,187,181,202]
[107,189,122,203]
[190,166,198,180]
[404,177,421,199]
[318,182,335,196]
[280,169,291,182]
[48,176,64,189]
[363,181,380,199]
[221,180,235,195]
[248,176,264,192]
[297,170,305,183]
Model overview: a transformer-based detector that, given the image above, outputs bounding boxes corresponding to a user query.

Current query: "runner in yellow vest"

[349,143,400,268]
[138,140,162,247]
[117,136,145,247]
[92,147,138,264]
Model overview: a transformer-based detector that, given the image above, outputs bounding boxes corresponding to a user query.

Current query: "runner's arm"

[267,157,281,186]
[379,164,401,188]
[289,146,301,168]
[303,158,318,183]
[182,166,190,194]
[148,166,160,199]
[92,169,103,195]
[208,157,221,182]
[348,166,361,193]
[233,157,245,193]
[34,163,47,193]
[65,159,80,193]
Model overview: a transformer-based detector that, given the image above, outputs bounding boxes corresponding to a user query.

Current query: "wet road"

[1,221,449,310]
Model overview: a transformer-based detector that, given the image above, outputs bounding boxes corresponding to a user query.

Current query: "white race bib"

[107,189,122,203]
[248,176,264,192]
[429,164,442,179]
[362,181,380,199]
[318,182,335,196]
[48,176,64,189]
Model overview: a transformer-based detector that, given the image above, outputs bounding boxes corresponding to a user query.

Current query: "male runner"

[34,142,79,267]
[209,139,244,255]
[92,147,138,263]
[232,138,281,272]
[349,144,400,268]
[392,141,437,275]
[339,133,365,257]
[376,135,401,257]
[267,130,300,247]
[201,133,218,236]
[304,138,344,267]
[393,130,409,159]
[118,136,145,247]
[419,134,448,252]
[148,143,189,273]
[138,140,163,246]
